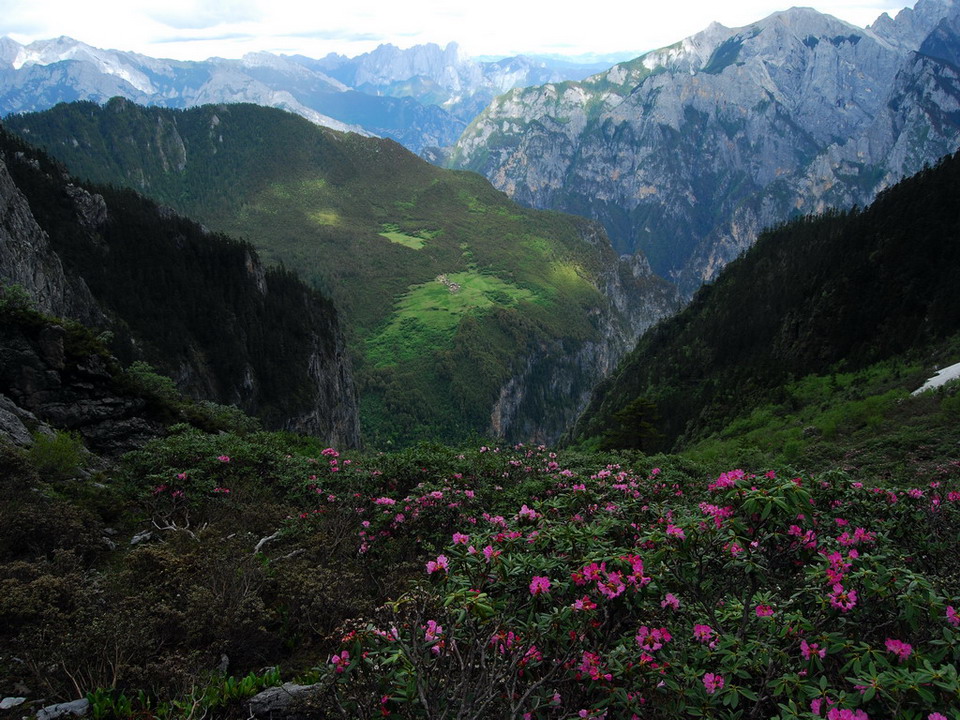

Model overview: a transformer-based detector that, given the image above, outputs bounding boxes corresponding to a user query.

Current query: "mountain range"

[0,37,606,155]
[575,148,960,454]
[450,0,960,294]
[5,100,677,446]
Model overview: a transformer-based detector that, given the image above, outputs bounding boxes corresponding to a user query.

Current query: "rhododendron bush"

[311,457,960,719]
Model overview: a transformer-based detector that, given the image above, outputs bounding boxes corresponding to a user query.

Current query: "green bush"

[26,430,88,481]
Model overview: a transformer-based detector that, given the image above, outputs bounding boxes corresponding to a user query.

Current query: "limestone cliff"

[452,0,960,295]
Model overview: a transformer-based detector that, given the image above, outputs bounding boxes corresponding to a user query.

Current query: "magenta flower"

[826,710,868,720]
[426,554,449,574]
[330,650,350,673]
[828,584,857,612]
[929,714,948,720]
[666,523,685,539]
[755,604,774,617]
[635,626,672,652]
[572,595,597,611]
[661,593,680,610]
[529,575,552,595]
[947,605,959,626]
[217,455,230,463]
[452,532,470,544]
[693,624,715,644]
[800,639,826,660]
[702,672,724,694]
[885,638,912,662]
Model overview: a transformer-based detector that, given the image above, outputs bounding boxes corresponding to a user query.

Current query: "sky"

[1,0,914,61]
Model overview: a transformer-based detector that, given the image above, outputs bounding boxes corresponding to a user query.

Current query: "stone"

[36,698,89,720]
[0,697,26,710]
[247,683,322,720]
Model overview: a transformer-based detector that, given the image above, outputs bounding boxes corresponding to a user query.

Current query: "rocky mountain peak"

[451,1,960,295]
[869,0,958,50]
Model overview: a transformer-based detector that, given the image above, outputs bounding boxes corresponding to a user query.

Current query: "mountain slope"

[451,0,960,294]
[0,37,610,155]
[573,149,960,451]
[0,124,359,444]
[6,100,677,446]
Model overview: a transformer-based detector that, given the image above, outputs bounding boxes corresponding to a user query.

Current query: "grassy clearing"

[366,272,538,366]
[378,224,440,250]
[680,358,953,472]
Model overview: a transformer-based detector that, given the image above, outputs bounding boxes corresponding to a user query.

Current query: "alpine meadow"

[1,1,960,719]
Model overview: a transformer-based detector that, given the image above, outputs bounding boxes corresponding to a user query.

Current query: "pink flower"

[666,523,685,539]
[426,555,449,574]
[800,639,826,660]
[693,624,715,644]
[597,571,626,599]
[452,532,470,544]
[530,575,552,595]
[947,606,959,626]
[755,604,774,617]
[572,595,597,611]
[702,672,724,694]
[829,584,857,612]
[330,650,350,673]
[885,638,912,662]
[661,593,680,610]
[518,504,539,520]
[217,455,230,463]
[635,626,672,652]
[929,714,948,720]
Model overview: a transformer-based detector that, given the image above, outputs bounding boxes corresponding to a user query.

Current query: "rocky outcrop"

[247,683,323,720]
[452,0,960,296]
[0,129,360,447]
[0,150,102,324]
[489,222,677,443]
[0,316,164,454]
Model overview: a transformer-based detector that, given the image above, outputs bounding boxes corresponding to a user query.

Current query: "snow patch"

[911,360,960,395]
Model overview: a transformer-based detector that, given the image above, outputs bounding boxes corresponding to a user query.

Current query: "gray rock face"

[0,319,164,454]
[0,36,610,155]
[0,151,101,323]
[451,0,960,295]
[489,222,677,442]
[35,697,89,720]
[0,140,360,447]
[247,683,322,720]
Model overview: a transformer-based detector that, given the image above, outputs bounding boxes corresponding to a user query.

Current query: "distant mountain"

[0,37,606,155]
[573,149,960,451]
[6,100,677,446]
[451,0,960,294]
[0,124,359,445]
[308,42,610,123]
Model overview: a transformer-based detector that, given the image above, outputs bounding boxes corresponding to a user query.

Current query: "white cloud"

[0,0,921,61]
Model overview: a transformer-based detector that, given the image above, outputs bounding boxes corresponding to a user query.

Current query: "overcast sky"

[2,0,914,61]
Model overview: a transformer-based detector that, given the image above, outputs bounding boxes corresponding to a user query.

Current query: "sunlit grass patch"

[365,272,538,365]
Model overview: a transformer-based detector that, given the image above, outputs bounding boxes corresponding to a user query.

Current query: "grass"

[378,224,441,250]
[366,271,539,366]
[680,357,954,474]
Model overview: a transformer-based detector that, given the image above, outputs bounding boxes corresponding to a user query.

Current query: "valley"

[1,1,959,718]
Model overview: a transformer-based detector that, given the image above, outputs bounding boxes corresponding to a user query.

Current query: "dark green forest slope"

[575,151,960,453]
[0,126,358,443]
[6,99,674,446]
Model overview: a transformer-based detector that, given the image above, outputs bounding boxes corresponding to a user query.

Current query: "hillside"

[574,149,960,456]
[0,125,359,444]
[450,0,960,295]
[6,99,676,447]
